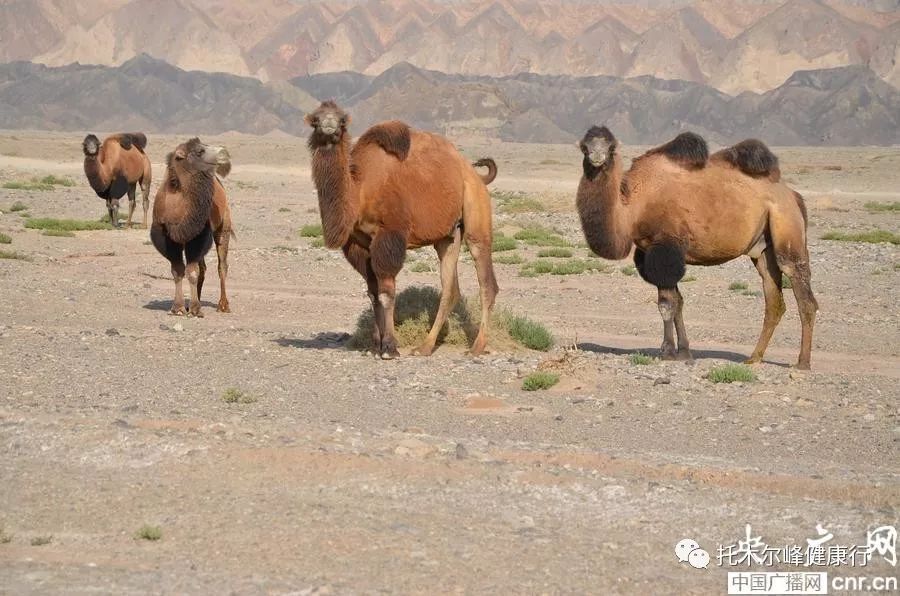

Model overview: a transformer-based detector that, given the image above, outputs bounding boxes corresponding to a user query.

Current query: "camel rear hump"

[357,121,411,161]
[713,139,780,181]
[645,132,708,170]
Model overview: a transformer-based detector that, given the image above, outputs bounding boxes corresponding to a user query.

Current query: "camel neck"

[575,152,633,260]
[310,135,358,249]
[83,155,111,196]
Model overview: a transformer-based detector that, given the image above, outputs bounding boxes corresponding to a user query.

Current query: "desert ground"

[0,131,897,594]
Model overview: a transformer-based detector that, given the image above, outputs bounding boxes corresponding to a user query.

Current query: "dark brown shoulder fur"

[643,132,708,170]
[357,121,411,161]
[712,139,780,181]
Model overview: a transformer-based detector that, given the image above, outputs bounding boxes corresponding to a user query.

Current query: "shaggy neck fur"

[309,133,358,249]
[165,166,215,245]
[575,151,633,260]
[83,152,111,197]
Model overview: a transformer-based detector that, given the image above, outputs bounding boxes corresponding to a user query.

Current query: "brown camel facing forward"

[305,100,499,359]
[150,138,234,317]
[82,133,152,228]
[576,127,817,369]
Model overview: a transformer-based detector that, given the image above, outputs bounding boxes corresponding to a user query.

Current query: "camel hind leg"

[417,225,463,356]
[214,226,231,312]
[140,176,151,229]
[769,207,818,369]
[461,182,498,356]
[746,247,786,365]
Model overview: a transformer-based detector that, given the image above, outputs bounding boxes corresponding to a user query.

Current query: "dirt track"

[0,132,898,594]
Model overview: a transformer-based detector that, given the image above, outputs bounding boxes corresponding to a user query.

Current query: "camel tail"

[714,139,779,180]
[472,158,497,185]
[647,132,708,170]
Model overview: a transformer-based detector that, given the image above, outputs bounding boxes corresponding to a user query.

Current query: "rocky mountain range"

[1,55,897,145]
[3,0,898,94]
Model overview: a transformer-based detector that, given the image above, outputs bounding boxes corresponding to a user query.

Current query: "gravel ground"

[0,132,897,594]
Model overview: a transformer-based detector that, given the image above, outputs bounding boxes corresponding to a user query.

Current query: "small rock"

[105,328,120,336]
[172,323,184,332]
[159,324,169,331]
[654,377,671,386]
[554,415,563,421]
[758,425,773,433]
[862,413,876,422]
[455,443,468,460]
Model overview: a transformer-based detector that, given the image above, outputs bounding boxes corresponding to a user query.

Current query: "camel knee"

[658,300,675,322]
[186,268,200,285]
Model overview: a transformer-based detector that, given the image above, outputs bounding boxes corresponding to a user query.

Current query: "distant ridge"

[1,57,897,145]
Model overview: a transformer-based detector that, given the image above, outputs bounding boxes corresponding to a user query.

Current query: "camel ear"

[304,113,316,127]
[174,146,186,160]
[575,141,586,154]
[340,114,351,128]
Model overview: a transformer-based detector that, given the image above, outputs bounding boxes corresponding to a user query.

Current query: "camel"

[82,133,152,228]
[304,100,499,359]
[150,138,234,317]
[576,127,818,369]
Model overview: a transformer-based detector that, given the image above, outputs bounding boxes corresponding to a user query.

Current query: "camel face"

[305,101,350,144]
[579,126,617,167]
[82,134,100,157]
[173,138,228,174]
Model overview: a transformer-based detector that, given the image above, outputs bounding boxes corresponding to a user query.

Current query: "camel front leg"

[657,287,679,359]
[126,184,137,228]
[171,261,186,316]
[106,198,121,229]
[184,225,214,318]
[214,228,231,312]
[417,226,462,356]
[186,262,203,318]
[343,243,381,351]
[370,230,406,359]
[197,258,207,304]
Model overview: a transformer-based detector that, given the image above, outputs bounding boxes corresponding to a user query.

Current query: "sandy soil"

[0,131,897,594]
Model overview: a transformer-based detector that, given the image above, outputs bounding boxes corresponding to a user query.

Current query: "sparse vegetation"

[620,265,636,276]
[520,258,608,277]
[0,249,29,260]
[135,525,162,541]
[629,352,654,365]
[0,232,10,244]
[222,388,256,404]
[706,364,756,384]
[821,229,900,245]
[8,201,28,212]
[864,201,900,213]
[491,233,517,252]
[42,229,76,237]
[299,223,323,238]
[30,535,52,546]
[348,287,554,352]
[513,225,569,247]
[742,290,762,297]
[781,275,793,289]
[309,237,325,248]
[3,175,74,191]
[522,372,560,391]
[492,190,545,214]
[681,275,697,283]
[0,526,12,544]
[493,252,525,265]
[537,247,573,258]
[408,260,434,273]
[277,207,291,212]
[729,281,749,291]
[25,218,111,232]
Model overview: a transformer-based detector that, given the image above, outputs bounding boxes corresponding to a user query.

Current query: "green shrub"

[629,352,654,365]
[135,525,162,541]
[24,218,111,231]
[494,252,525,265]
[492,234,517,252]
[222,388,256,404]
[500,312,553,351]
[513,225,568,247]
[706,364,756,384]
[728,281,749,291]
[299,223,323,237]
[0,232,10,244]
[537,247,573,258]
[492,190,545,214]
[522,372,560,391]
[620,265,636,276]
[822,230,899,245]
[864,201,900,213]
[0,249,29,260]
[8,201,28,212]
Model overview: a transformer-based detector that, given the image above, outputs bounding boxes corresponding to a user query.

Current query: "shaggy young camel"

[305,100,499,359]
[82,133,152,228]
[150,138,234,317]
[576,127,817,369]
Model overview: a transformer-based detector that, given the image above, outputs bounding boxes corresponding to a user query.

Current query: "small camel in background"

[150,138,234,317]
[82,133,152,228]
[576,127,817,369]
[304,100,499,359]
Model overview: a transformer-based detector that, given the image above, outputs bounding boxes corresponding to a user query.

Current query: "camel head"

[578,126,617,169]
[82,134,100,157]
[305,100,350,146]
[170,138,230,176]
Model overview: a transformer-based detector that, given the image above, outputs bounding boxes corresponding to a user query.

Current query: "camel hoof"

[414,344,435,357]
[380,349,400,360]
[675,349,693,362]
[793,362,811,371]
[744,357,762,365]
[217,302,231,313]
[659,351,677,361]
[188,307,204,318]
[170,307,186,316]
